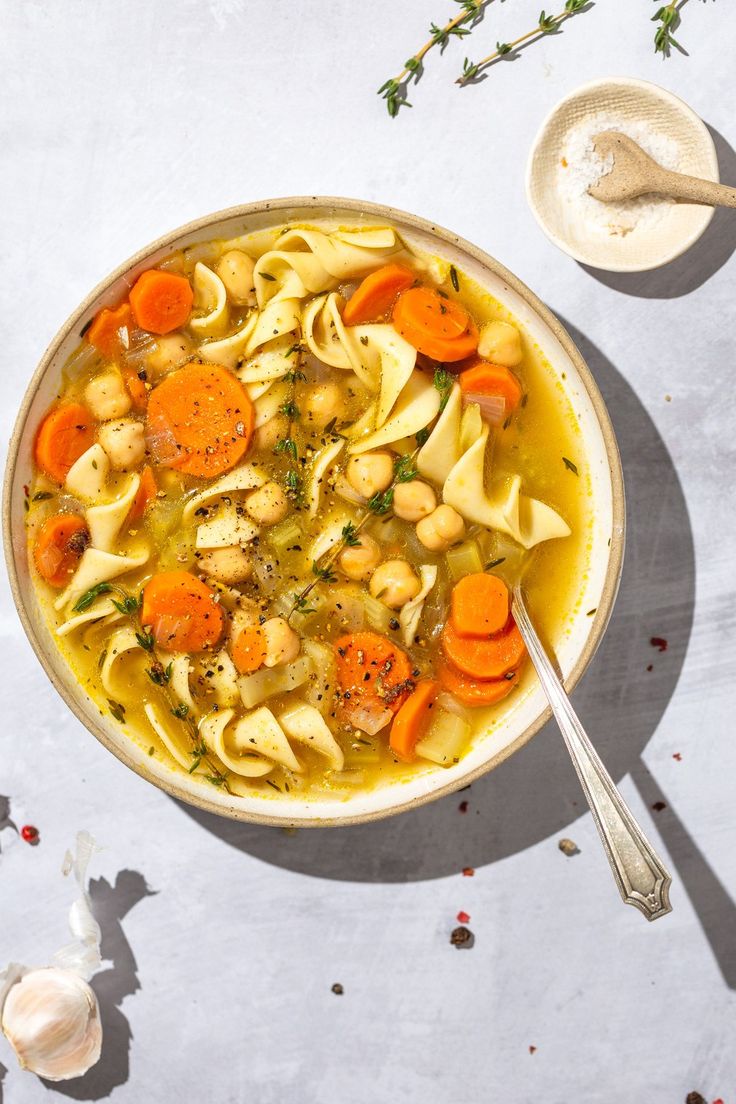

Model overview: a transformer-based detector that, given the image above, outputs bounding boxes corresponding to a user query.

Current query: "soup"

[25,222,587,801]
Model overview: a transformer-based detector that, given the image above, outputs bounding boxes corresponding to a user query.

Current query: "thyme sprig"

[288,446,423,620]
[378,0,488,116]
[652,1,683,56]
[457,0,589,84]
[72,580,233,793]
[276,342,305,503]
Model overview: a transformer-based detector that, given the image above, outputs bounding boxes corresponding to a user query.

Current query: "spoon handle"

[657,170,736,208]
[511,586,672,921]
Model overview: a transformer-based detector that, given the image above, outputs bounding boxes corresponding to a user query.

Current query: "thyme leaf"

[72,583,112,613]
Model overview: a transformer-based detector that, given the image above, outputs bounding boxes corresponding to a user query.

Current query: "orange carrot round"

[389,678,440,762]
[437,657,516,707]
[459,359,522,412]
[33,513,88,588]
[127,465,157,523]
[231,625,267,674]
[123,366,149,411]
[141,570,224,653]
[34,403,96,484]
[451,573,509,638]
[441,617,525,680]
[393,287,478,362]
[146,362,253,477]
[86,303,132,359]
[335,632,415,731]
[129,270,193,335]
[343,264,416,326]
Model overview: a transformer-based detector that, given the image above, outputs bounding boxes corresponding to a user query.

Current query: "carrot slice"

[343,264,416,326]
[141,570,224,653]
[34,403,96,484]
[87,303,132,359]
[393,287,478,362]
[33,513,88,588]
[389,679,440,762]
[231,625,268,674]
[441,617,526,680]
[129,270,193,335]
[127,465,157,523]
[459,359,522,412]
[146,362,254,477]
[123,366,149,411]
[451,573,509,638]
[335,631,415,733]
[437,656,516,707]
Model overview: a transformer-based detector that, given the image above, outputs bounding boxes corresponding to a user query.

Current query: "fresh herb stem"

[652,0,683,56]
[378,0,488,116]
[75,580,233,793]
[457,0,588,84]
[278,342,304,503]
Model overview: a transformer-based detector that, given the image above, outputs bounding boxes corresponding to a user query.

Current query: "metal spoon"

[511,582,673,921]
[588,131,736,208]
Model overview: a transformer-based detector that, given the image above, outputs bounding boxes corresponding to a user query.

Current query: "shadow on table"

[179,328,692,876]
[178,325,736,988]
[580,125,736,298]
[42,870,155,1101]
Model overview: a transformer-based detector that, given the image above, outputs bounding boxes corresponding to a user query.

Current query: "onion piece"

[462,391,506,427]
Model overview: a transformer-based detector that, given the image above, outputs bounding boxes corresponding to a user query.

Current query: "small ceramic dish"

[3,197,624,826]
[526,77,719,272]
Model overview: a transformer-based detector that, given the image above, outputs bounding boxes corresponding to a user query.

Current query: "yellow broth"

[26,225,590,801]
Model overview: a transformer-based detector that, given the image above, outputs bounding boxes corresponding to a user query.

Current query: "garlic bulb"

[0,831,104,1082]
[1,967,101,1081]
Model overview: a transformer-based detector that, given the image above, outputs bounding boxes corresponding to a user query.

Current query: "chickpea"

[195,545,252,585]
[98,418,146,471]
[216,249,255,306]
[147,333,192,375]
[416,505,466,553]
[302,382,344,429]
[338,533,381,582]
[393,480,437,522]
[346,451,394,499]
[254,413,289,452]
[84,370,131,421]
[261,617,301,668]
[369,560,420,610]
[477,320,523,367]
[245,481,289,526]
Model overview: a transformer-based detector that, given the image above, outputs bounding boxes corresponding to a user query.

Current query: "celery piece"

[363,592,392,633]
[446,539,483,582]
[415,710,471,766]
[268,516,302,553]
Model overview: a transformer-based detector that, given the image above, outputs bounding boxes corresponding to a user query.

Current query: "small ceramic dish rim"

[525,76,719,273]
[3,196,625,827]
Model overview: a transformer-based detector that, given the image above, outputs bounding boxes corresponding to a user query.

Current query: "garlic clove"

[1,967,102,1081]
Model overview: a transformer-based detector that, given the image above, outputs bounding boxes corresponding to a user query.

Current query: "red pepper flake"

[462,866,475,877]
[23,484,30,498]
[529,1045,537,1054]
[713,1099,724,1104]
[458,800,469,813]
[650,636,668,652]
[673,752,682,761]
[21,824,40,845]
[456,910,470,923]
[651,801,667,812]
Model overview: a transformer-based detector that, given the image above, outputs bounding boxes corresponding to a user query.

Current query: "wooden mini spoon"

[588,131,736,207]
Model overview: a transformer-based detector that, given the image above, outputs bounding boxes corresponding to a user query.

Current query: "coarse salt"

[558,113,682,237]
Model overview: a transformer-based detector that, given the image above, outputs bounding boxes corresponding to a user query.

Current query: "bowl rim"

[2,195,625,827]
[525,75,719,273]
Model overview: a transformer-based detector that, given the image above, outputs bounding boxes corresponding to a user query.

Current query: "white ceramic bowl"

[3,197,624,826]
[526,77,719,272]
